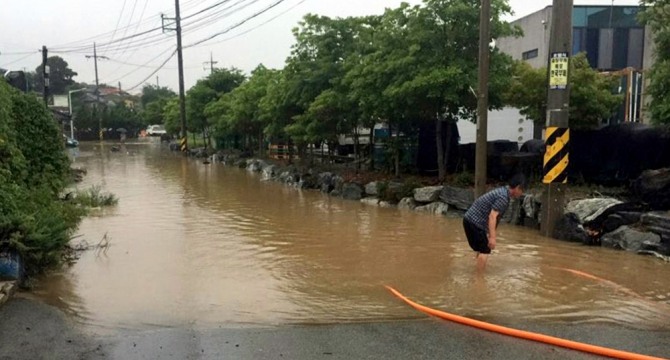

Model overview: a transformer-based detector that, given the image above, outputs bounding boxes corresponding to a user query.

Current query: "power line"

[203,0,307,47]
[49,0,209,51]
[77,0,262,56]
[106,0,129,54]
[185,0,287,48]
[108,0,141,56]
[105,56,201,70]
[100,46,176,84]
[126,50,178,91]
[51,0,258,55]
[0,51,39,68]
[182,0,235,21]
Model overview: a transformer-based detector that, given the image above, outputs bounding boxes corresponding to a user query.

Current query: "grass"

[73,185,118,208]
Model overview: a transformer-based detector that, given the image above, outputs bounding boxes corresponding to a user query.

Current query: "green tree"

[101,103,143,137]
[138,85,176,128]
[207,65,278,154]
[140,85,176,107]
[639,0,670,124]
[504,53,622,130]
[187,68,245,147]
[33,56,78,95]
[284,15,372,159]
[162,97,181,135]
[346,0,519,179]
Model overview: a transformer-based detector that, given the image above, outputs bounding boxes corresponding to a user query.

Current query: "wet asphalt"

[1,297,669,360]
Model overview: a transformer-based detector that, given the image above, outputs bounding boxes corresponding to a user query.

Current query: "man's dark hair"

[509,173,526,189]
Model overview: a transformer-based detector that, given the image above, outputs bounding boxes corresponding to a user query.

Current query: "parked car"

[146,124,167,136]
[63,134,79,148]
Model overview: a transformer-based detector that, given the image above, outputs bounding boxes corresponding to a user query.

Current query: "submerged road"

[1,297,668,360]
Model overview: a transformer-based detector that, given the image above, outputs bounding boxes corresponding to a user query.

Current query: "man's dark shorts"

[463,218,491,254]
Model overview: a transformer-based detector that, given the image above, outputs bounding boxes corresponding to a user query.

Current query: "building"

[496,5,652,124]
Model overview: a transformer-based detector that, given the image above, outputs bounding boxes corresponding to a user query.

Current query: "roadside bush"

[0,80,83,276]
[9,87,70,190]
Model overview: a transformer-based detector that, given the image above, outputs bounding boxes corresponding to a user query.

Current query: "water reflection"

[32,142,670,332]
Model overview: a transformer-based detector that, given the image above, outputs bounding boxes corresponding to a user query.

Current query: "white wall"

[457,107,535,146]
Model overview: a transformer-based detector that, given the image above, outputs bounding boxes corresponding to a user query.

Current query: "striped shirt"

[464,187,510,232]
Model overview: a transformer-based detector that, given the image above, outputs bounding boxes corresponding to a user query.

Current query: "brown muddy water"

[30,140,670,332]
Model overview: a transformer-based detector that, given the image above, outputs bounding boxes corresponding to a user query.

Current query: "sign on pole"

[549,52,569,90]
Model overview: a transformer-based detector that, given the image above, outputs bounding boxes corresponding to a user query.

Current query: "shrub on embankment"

[0,80,84,277]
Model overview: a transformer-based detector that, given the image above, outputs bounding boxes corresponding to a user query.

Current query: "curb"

[0,281,17,308]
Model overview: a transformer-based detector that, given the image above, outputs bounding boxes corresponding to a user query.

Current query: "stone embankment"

[213,153,670,262]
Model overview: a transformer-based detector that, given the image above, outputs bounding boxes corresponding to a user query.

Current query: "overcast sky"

[0,0,639,94]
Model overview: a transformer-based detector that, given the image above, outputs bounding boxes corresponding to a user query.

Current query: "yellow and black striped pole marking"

[543,127,569,184]
[180,137,187,152]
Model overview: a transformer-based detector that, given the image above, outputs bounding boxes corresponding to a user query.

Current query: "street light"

[68,88,86,140]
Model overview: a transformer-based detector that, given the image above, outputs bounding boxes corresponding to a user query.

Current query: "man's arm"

[488,210,499,250]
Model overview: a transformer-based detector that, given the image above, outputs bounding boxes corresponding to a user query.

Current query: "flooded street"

[32,141,670,333]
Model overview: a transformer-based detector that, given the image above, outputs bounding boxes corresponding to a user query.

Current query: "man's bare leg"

[476,253,489,271]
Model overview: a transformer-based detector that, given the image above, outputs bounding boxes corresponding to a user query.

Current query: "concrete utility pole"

[540,0,573,237]
[204,52,218,74]
[42,46,49,106]
[175,1,188,152]
[164,1,188,152]
[86,43,108,141]
[474,0,491,198]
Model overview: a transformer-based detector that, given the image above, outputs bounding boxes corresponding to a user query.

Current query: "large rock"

[602,213,642,233]
[582,202,648,232]
[397,197,417,210]
[261,165,277,180]
[365,182,379,196]
[247,159,265,172]
[361,197,380,206]
[413,186,443,203]
[553,213,593,244]
[439,186,474,211]
[341,183,364,200]
[519,194,542,229]
[640,211,670,242]
[601,226,661,252]
[317,172,334,193]
[632,168,670,210]
[501,198,522,225]
[415,202,449,215]
[298,173,319,189]
[278,169,300,184]
[378,181,406,203]
[565,198,622,224]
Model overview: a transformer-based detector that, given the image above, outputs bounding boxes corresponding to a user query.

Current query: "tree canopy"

[504,53,622,129]
[639,0,670,124]
[33,56,78,95]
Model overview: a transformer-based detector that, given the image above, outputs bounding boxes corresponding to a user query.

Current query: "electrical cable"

[185,0,286,48]
[0,52,40,68]
[202,0,307,46]
[126,50,178,91]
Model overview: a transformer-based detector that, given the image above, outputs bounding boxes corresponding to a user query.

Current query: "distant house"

[77,85,137,108]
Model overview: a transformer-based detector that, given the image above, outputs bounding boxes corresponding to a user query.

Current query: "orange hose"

[385,285,666,360]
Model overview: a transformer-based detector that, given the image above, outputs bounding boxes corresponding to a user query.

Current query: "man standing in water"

[463,174,525,270]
